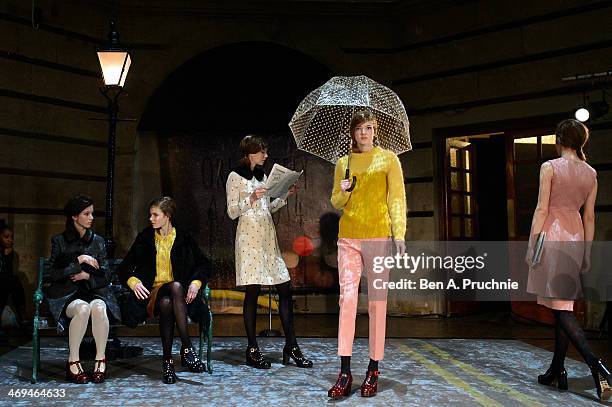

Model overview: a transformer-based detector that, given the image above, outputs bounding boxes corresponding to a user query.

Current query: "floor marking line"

[397,343,504,407]
[416,340,545,407]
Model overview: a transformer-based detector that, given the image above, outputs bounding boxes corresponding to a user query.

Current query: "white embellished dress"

[226,168,291,286]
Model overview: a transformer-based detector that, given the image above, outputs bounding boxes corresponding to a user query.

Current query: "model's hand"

[186,283,199,304]
[525,242,535,267]
[395,240,406,256]
[340,179,351,192]
[250,187,267,204]
[70,271,90,282]
[133,282,150,300]
[77,254,99,269]
[581,256,591,274]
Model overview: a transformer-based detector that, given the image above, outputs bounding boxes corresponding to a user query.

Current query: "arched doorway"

[138,42,337,308]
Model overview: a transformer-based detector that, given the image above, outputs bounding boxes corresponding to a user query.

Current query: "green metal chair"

[31,257,213,383]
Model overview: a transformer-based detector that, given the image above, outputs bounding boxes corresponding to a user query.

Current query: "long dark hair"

[556,119,589,161]
[63,195,94,237]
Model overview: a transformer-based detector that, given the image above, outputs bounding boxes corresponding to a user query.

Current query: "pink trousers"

[337,237,391,361]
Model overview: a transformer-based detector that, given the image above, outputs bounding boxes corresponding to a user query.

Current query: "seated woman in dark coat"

[118,196,211,384]
[47,195,120,384]
[0,220,27,327]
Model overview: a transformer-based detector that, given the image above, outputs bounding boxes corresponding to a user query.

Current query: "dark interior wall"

[140,42,336,289]
[1,0,612,317]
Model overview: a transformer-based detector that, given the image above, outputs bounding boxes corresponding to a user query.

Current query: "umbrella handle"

[344,169,357,192]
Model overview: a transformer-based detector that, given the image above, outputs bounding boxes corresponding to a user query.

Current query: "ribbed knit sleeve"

[331,156,351,210]
[386,152,407,240]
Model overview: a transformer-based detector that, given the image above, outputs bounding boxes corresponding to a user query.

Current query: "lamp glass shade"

[97,51,131,87]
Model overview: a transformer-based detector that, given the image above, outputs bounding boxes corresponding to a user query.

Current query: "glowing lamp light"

[97,51,131,87]
[574,107,590,122]
[97,21,131,87]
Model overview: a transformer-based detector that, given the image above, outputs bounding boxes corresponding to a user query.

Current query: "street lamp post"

[96,20,131,258]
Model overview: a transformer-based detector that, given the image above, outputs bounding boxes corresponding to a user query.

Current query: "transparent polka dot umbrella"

[289,75,411,164]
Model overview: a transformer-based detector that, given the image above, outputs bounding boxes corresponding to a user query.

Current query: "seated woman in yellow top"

[118,197,211,384]
[327,110,406,400]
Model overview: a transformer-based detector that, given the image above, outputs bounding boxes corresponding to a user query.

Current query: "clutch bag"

[531,231,546,265]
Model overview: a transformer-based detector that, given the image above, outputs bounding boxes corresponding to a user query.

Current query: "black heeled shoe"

[590,359,612,401]
[162,359,177,384]
[180,346,206,373]
[246,346,271,369]
[282,343,313,368]
[537,367,568,390]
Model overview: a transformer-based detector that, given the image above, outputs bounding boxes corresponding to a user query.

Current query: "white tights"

[65,299,109,371]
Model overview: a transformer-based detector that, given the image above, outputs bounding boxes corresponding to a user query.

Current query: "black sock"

[341,356,351,374]
[368,359,379,372]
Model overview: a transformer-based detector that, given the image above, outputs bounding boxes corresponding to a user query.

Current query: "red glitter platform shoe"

[360,370,379,397]
[328,372,353,400]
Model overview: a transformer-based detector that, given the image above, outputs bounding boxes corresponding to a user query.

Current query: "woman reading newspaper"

[225,135,312,369]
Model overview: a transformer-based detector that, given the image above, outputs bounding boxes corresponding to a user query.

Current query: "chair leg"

[31,314,39,384]
[198,323,204,360]
[207,310,213,373]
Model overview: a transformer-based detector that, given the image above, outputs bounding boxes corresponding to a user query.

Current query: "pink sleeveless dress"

[526,157,597,311]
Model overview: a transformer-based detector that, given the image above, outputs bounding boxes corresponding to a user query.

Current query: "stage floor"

[0,336,606,406]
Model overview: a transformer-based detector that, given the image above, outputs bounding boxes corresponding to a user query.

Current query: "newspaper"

[264,163,302,198]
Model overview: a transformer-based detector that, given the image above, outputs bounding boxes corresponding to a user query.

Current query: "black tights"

[550,310,598,371]
[243,281,296,348]
[156,281,193,360]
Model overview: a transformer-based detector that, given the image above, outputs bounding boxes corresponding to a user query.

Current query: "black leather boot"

[162,359,177,384]
[246,346,271,369]
[537,367,568,390]
[180,346,206,373]
[282,343,313,368]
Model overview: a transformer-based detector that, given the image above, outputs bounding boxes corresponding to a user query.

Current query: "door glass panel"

[465,217,473,237]
[464,195,472,215]
[450,148,457,168]
[451,193,462,214]
[452,217,462,238]
[451,171,459,190]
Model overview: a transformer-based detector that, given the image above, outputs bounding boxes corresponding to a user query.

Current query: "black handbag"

[117,288,148,328]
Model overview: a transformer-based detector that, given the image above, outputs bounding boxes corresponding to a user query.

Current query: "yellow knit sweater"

[127,228,202,290]
[331,146,406,240]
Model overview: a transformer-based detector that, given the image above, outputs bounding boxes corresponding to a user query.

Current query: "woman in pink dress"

[526,119,611,401]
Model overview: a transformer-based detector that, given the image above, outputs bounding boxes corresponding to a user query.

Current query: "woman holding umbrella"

[328,109,406,399]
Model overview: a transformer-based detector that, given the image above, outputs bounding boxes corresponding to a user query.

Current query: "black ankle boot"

[590,359,612,401]
[537,367,568,390]
[246,346,271,369]
[162,359,177,384]
[180,346,206,373]
[282,343,313,368]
